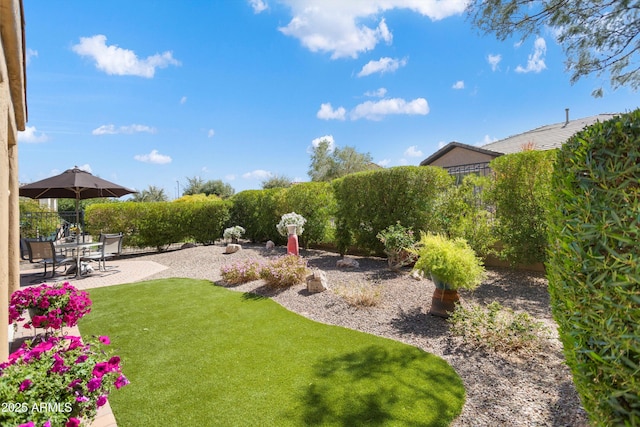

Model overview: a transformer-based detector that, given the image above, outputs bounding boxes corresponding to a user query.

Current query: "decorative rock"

[306,270,328,293]
[336,257,359,268]
[265,240,275,251]
[410,270,424,281]
[225,243,242,254]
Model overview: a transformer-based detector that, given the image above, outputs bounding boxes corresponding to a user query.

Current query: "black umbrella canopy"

[19,166,136,200]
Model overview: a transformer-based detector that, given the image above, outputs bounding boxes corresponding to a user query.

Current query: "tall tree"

[308,139,376,181]
[131,185,168,202]
[262,175,293,189]
[183,176,235,199]
[467,0,640,95]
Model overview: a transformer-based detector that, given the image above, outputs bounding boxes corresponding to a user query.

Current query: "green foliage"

[432,174,496,258]
[448,301,550,353]
[85,200,230,250]
[412,233,486,291]
[19,199,58,239]
[183,176,235,198]
[261,174,293,189]
[229,189,285,244]
[467,0,640,95]
[308,139,376,181]
[546,110,640,426]
[376,222,418,269]
[486,150,555,265]
[260,254,309,288]
[332,166,452,255]
[280,182,336,247]
[131,185,168,202]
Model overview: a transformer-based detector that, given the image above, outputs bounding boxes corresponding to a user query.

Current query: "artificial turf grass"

[78,278,465,426]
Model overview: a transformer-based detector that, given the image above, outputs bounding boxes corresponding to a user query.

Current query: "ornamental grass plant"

[259,254,309,288]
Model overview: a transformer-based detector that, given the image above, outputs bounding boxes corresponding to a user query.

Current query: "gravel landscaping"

[136,243,590,427]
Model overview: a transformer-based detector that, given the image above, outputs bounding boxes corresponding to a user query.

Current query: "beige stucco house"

[1,0,27,361]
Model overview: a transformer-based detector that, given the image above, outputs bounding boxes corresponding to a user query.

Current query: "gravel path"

[134,243,589,427]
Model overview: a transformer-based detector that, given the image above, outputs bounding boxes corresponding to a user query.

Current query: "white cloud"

[480,135,498,146]
[249,0,268,13]
[180,96,187,104]
[26,48,38,65]
[77,164,92,173]
[92,124,156,135]
[242,169,272,180]
[438,141,447,149]
[404,145,423,157]
[208,129,215,138]
[277,1,465,59]
[487,54,502,71]
[134,149,172,164]
[452,80,464,89]
[364,87,387,98]
[317,103,346,120]
[18,126,49,143]
[309,135,335,153]
[72,35,181,78]
[515,37,547,73]
[357,57,407,77]
[350,97,429,121]
[225,174,237,181]
[377,159,391,167]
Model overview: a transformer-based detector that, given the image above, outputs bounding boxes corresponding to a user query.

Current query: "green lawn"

[79,279,465,426]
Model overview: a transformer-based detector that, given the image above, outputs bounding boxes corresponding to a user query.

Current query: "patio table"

[55,241,103,278]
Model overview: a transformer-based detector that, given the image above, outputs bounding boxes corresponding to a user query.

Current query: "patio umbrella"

[19,166,136,240]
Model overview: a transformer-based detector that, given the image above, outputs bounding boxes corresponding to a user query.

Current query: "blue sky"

[19,0,638,198]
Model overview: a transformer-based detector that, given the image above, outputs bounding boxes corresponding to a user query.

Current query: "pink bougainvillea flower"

[98,336,111,345]
[114,374,130,389]
[75,354,88,364]
[19,379,32,391]
[67,378,82,390]
[108,355,121,370]
[65,418,81,427]
[75,394,89,403]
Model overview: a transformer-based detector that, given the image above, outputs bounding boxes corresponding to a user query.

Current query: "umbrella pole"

[75,197,80,244]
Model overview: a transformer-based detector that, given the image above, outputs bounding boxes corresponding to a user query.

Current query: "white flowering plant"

[276,212,306,237]
[223,226,245,241]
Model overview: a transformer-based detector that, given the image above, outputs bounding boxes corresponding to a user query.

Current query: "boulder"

[306,270,328,293]
[410,270,424,281]
[265,240,275,251]
[336,257,359,268]
[225,243,242,254]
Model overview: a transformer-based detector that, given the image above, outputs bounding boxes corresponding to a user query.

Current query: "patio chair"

[81,233,123,271]
[26,240,74,278]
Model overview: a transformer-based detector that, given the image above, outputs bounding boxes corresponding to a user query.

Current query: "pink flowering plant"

[220,259,265,285]
[259,254,309,288]
[0,334,129,427]
[9,283,91,332]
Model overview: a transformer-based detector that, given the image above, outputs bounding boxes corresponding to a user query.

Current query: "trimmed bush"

[486,150,555,265]
[229,189,285,244]
[547,110,640,425]
[332,166,452,255]
[280,182,336,247]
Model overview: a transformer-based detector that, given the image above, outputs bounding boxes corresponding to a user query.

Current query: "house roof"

[419,141,502,166]
[481,113,619,154]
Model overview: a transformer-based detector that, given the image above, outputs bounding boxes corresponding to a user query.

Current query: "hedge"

[332,166,452,255]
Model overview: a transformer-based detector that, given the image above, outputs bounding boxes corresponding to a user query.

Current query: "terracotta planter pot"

[429,288,460,318]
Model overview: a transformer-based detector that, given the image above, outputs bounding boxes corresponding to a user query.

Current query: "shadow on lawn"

[293,345,462,426]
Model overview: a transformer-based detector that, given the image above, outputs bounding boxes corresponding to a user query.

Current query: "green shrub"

[547,110,640,426]
[183,200,231,245]
[260,255,309,288]
[280,182,336,247]
[448,302,549,353]
[332,166,452,255]
[229,189,285,244]
[486,150,555,265]
[376,222,418,269]
[412,233,486,290]
[19,199,59,239]
[432,174,496,258]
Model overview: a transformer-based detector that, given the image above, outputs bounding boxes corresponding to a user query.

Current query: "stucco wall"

[1,0,26,362]
[429,147,497,168]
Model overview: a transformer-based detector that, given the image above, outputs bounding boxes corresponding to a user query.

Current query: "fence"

[20,211,84,240]
[443,162,492,185]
